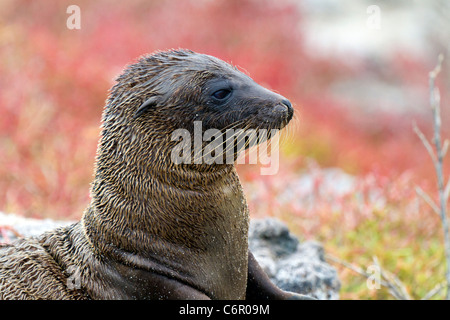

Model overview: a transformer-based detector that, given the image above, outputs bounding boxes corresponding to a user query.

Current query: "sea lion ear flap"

[134,96,160,119]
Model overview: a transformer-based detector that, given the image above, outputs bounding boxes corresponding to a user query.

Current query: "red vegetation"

[0,0,446,221]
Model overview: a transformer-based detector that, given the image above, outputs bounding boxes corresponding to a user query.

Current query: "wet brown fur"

[0,49,302,300]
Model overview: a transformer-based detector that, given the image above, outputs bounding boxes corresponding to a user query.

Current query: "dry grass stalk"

[414,54,450,300]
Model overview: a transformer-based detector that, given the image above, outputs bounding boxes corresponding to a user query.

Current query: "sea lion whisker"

[187,118,249,164]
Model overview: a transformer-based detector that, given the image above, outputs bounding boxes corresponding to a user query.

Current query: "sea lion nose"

[273,99,292,112]
[281,99,292,110]
[273,98,294,120]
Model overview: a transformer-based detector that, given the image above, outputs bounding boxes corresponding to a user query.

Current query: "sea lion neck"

[83,136,245,253]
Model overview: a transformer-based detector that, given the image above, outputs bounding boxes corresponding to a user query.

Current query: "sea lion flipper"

[246,251,315,300]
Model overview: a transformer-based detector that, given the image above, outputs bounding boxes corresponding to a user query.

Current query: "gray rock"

[249,218,341,300]
[0,212,74,241]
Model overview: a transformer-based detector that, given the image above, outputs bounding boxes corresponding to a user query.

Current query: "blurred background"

[1,0,449,299]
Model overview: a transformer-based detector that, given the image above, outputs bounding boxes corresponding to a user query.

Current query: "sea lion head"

[133,50,293,131]
[111,50,292,130]
[100,49,293,169]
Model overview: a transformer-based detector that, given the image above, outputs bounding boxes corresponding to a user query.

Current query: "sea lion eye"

[212,89,231,100]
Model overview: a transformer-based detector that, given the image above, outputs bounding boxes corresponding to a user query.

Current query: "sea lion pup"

[0,49,310,300]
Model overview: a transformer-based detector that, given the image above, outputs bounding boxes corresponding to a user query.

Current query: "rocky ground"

[249,218,340,299]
